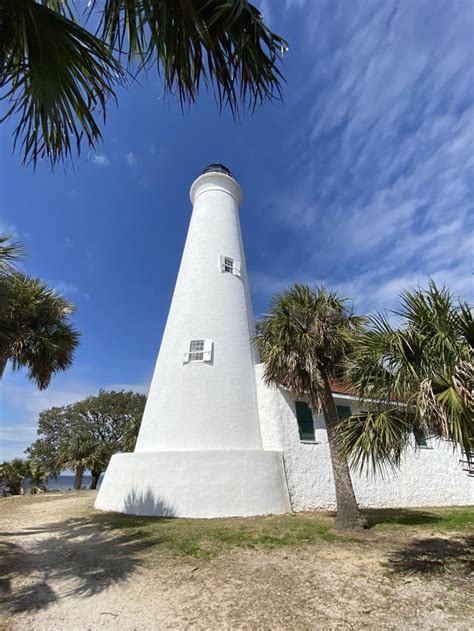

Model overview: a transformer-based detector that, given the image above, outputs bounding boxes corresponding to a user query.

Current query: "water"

[44,474,103,492]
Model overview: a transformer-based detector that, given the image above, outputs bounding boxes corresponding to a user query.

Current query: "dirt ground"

[0,493,472,630]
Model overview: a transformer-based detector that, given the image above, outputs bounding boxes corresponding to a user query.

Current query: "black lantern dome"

[201,163,236,180]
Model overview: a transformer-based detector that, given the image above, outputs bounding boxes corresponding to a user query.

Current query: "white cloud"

[47,280,90,301]
[92,153,110,167]
[126,151,138,167]
[255,0,474,314]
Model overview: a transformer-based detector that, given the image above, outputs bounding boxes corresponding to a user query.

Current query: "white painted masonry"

[135,170,261,451]
[97,166,472,518]
[95,451,290,518]
[96,166,290,517]
[255,364,473,510]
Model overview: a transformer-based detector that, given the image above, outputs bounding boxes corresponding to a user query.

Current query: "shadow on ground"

[363,508,448,528]
[0,489,172,614]
[387,535,474,576]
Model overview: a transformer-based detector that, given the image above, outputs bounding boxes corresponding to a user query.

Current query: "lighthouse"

[96,165,290,517]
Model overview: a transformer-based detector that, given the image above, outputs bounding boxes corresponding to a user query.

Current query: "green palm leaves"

[256,284,364,402]
[1,0,122,166]
[0,233,80,388]
[1,0,287,166]
[340,283,473,474]
[255,284,367,531]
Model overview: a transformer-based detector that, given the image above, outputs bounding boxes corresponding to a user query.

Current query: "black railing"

[200,164,236,180]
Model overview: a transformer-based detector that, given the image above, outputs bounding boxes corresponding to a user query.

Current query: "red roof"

[329,379,354,395]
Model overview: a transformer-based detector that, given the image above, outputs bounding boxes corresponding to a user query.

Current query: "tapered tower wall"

[135,171,261,452]
[95,166,290,518]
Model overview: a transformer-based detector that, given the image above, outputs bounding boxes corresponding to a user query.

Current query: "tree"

[28,390,146,489]
[255,284,367,531]
[339,283,473,474]
[0,233,25,276]
[1,0,288,167]
[0,458,33,495]
[0,270,80,389]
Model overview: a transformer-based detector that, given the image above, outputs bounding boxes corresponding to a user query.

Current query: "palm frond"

[337,409,413,476]
[89,0,288,115]
[346,282,473,466]
[0,272,80,388]
[0,233,26,275]
[1,0,123,166]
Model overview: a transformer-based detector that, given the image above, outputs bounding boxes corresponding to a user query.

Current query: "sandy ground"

[0,493,472,630]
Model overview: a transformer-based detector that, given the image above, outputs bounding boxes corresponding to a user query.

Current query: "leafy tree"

[339,283,473,474]
[1,0,288,166]
[0,270,80,389]
[28,390,146,489]
[255,284,367,531]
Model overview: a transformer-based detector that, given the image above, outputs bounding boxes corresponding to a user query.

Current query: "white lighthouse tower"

[96,165,290,518]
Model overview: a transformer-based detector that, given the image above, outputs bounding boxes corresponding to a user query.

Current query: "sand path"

[0,493,472,630]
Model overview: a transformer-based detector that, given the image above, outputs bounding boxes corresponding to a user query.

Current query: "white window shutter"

[218,255,225,272]
[183,345,190,364]
[203,339,213,361]
[233,260,241,276]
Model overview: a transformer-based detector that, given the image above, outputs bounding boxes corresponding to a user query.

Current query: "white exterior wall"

[96,170,290,518]
[135,172,262,452]
[96,451,290,518]
[255,364,473,510]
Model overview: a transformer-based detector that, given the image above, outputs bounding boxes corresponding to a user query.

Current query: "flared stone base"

[94,450,291,518]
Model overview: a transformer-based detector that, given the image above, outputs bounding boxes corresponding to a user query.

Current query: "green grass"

[90,511,337,559]
[364,506,474,531]
[89,505,473,559]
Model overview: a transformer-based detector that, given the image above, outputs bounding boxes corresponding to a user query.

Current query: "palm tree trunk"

[313,373,367,531]
[73,464,84,490]
[89,469,102,490]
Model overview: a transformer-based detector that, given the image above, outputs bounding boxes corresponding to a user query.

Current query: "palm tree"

[1,0,287,166]
[339,283,473,474]
[0,270,80,389]
[0,233,25,275]
[255,284,367,531]
[0,458,32,495]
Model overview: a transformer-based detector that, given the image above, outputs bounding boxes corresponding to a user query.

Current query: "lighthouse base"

[95,450,291,518]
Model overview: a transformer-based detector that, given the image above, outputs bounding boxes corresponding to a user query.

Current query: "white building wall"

[255,364,473,510]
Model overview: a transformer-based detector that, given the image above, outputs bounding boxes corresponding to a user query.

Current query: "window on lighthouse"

[189,340,205,361]
[224,257,234,273]
[185,339,213,363]
[219,255,241,276]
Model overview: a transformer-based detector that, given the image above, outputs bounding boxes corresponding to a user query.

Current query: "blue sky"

[1,0,473,460]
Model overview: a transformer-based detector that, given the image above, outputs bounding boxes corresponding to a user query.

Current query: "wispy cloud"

[48,279,90,301]
[254,0,474,314]
[126,151,138,167]
[92,153,110,167]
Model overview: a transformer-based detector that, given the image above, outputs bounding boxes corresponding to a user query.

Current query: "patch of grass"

[364,506,474,531]
[89,510,338,558]
[87,505,474,558]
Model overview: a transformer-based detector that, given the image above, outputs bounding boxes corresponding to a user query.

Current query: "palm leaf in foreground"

[1,1,287,166]
[91,0,288,114]
[1,0,122,166]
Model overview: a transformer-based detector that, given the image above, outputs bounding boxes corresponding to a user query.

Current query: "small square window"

[189,339,204,361]
[184,339,213,363]
[224,257,234,273]
[219,255,241,276]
